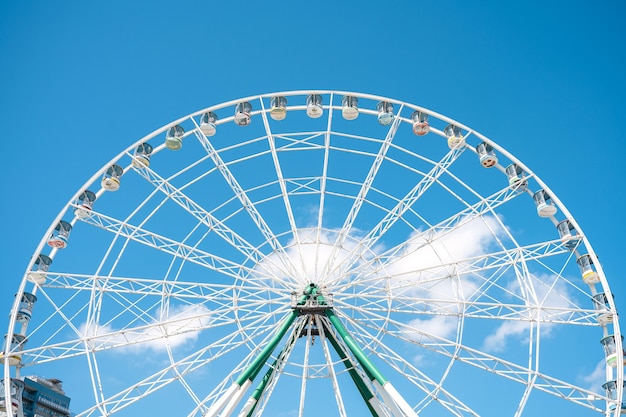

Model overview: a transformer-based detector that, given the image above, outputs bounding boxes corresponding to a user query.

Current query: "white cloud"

[253,214,581,359]
[79,303,212,352]
[254,227,366,285]
[406,315,459,340]
[389,215,504,274]
[252,216,508,343]
[384,215,505,340]
[481,273,577,352]
[581,359,608,395]
[482,320,528,352]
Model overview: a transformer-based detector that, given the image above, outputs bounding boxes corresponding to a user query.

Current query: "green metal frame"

[222,284,398,417]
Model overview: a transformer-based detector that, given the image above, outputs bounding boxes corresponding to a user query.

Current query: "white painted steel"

[2,91,620,417]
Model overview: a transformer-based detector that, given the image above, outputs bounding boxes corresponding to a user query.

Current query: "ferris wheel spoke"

[357,311,605,413]
[337,289,596,326]
[77,309,283,417]
[259,100,311,281]
[130,161,284,276]
[355,237,573,289]
[331,310,477,416]
[320,106,404,280]
[14,284,92,364]
[370,339,479,416]
[41,272,283,299]
[324,143,468,286]
[334,237,594,325]
[313,102,334,281]
[341,184,526,281]
[21,299,285,365]
[191,123,299,281]
[76,210,265,282]
[163,343,204,410]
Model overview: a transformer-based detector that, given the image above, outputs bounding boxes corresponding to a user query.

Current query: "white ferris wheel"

[1,90,623,417]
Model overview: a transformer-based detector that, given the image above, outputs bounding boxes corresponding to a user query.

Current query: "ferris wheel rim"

[4,89,621,417]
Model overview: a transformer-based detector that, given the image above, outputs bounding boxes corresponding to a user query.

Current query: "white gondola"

[376,101,394,125]
[532,189,557,217]
[27,254,51,284]
[341,96,359,120]
[132,142,153,168]
[165,125,185,150]
[200,112,218,136]
[476,142,498,168]
[444,124,464,148]
[0,378,24,414]
[593,292,615,325]
[601,335,626,368]
[306,94,323,118]
[601,380,626,414]
[270,96,287,121]
[234,102,252,126]
[577,254,599,284]
[556,219,580,250]
[47,220,72,249]
[101,164,123,191]
[16,292,37,324]
[411,111,430,136]
[2,334,26,366]
[505,164,526,189]
[74,190,96,219]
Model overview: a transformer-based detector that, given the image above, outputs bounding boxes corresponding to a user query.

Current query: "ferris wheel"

[1,90,623,417]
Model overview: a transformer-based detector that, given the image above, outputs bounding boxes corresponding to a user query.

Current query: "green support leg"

[321,320,380,417]
[325,309,419,417]
[236,311,298,385]
[206,311,298,417]
[325,309,387,385]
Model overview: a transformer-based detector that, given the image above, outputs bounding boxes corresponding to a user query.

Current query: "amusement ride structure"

[1,91,623,416]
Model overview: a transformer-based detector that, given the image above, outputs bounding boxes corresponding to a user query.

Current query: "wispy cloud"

[386,215,505,340]
[79,304,212,352]
[407,315,460,340]
[482,273,577,352]
[581,359,608,395]
[254,227,366,284]
[253,213,580,358]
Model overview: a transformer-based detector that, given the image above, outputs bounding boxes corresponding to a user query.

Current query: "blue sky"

[1,1,625,416]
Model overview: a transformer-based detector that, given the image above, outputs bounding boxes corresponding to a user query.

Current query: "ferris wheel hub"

[291,284,332,314]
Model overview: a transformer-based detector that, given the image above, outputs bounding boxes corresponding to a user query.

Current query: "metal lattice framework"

[2,91,622,417]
